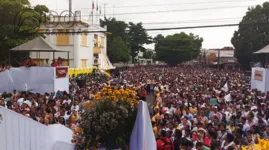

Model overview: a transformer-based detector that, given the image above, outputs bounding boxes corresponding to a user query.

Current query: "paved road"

[146,94,154,113]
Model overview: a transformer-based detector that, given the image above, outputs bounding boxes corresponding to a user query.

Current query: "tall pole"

[218,49,220,71]
[113,6,115,18]
[103,4,108,18]
[69,0,72,16]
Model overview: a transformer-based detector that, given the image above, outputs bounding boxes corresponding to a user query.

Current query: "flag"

[210,98,218,105]
[92,1,95,9]
[224,93,232,102]
[221,82,229,92]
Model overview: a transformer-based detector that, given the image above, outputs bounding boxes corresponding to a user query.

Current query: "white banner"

[0,67,69,94]
[251,67,269,93]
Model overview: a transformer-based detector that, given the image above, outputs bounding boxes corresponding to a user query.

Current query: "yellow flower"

[115,90,121,96]
[94,94,101,101]
[111,96,117,101]
[83,101,92,109]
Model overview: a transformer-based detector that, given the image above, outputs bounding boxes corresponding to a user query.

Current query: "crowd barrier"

[0,67,69,94]
[251,67,269,93]
[69,67,94,77]
[0,106,74,150]
[69,67,111,77]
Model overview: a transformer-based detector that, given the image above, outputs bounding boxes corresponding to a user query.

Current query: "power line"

[61,5,254,17]
[102,5,253,16]
[142,17,242,25]
[50,0,258,10]
[16,22,268,35]
[107,0,258,8]
[46,17,241,26]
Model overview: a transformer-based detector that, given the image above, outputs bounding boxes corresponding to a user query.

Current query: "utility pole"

[69,0,72,17]
[218,49,220,71]
[113,6,115,18]
[103,4,108,18]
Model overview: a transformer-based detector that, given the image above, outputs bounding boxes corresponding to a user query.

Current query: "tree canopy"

[101,18,131,63]
[231,2,269,69]
[0,0,48,66]
[155,32,203,65]
[127,22,152,63]
[101,19,151,63]
[107,37,131,63]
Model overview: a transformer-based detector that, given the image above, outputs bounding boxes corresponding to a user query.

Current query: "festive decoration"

[72,87,138,149]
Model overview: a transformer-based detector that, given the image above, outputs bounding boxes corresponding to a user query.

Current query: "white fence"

[0,106,75,150]
[0,67,69,94]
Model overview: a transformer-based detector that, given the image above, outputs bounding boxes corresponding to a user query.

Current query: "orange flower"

[115,90,121,96]
[94,94,101,101]
[111,96,117,101]
[84,101,92,109]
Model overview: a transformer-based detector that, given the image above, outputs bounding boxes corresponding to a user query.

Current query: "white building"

[30,10,114,69]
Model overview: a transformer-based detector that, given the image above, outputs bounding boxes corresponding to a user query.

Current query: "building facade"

[30,11,114,69]
[208,49,237,69]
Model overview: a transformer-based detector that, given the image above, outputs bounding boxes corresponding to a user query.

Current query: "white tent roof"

[10,37,67,52]
[254,44,269,54]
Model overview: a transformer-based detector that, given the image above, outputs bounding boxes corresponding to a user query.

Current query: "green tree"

[101,18,130,63]
[127,22,152,63]
[108,37,130,63]
[101,17,128,41]
[0,0,48,66]
[153,34,164,45]
[155,32,203,65]
[231,2,269,69]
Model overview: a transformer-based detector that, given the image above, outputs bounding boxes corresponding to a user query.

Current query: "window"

[81,33,87,46]
[81,59,87,68]
[56,29,70,45]
[100,36,104,48]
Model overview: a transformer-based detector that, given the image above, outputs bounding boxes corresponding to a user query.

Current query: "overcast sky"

[30,0,267,49]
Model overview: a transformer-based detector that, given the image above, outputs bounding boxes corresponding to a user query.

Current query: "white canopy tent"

[254,44,269,54]
[252,44,269,67]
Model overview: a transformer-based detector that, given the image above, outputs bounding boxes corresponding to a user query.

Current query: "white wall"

[0,106,75,150]
[251,67,269,93]
[0,67,69,94]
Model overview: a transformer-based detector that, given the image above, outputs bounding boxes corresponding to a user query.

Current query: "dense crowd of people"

[1,64,269,150]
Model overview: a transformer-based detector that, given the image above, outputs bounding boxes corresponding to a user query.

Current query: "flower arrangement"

[72,87,139,150]
[242,138,269,150]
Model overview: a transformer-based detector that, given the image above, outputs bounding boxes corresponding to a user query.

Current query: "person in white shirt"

[63,99,72,105]
[71,101,80,111]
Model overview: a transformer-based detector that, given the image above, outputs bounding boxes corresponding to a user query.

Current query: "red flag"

[92,1,95,9]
